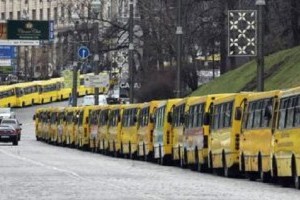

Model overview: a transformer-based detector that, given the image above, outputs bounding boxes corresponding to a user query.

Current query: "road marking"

[0,148,85,180]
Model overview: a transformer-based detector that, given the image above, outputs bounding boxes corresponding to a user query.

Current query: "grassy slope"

[191,45,300,96]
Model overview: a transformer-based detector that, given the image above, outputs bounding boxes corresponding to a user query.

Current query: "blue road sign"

[0,46,17,59]
[78,46,90,60]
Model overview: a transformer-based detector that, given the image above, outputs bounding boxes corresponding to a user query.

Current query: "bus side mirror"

[150,114,155,123]
[133,116,137,123]
[33,115,36,120]
[167,112,172,123]
[264,105,273,120]
[235,107,242,120]
[180,114,185,124]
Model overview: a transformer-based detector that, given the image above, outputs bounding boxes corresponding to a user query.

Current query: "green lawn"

[190,45,300,96]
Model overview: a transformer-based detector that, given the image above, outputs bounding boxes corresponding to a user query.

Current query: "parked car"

[0,119,22,141]
[0,124,18,145]
[0,108,16,123]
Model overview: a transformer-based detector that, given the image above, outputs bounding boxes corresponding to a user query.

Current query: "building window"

[9,12,13,19]
[47,8,50,20]
[25,0,28,4]
[17,11,21,19]
[54,7,58,23]
[1,12,5,20]
[61,7,64,20]
[40,9,43,20]
[32,9,36,20]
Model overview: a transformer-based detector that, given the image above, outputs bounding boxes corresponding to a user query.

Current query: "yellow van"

[74,106,95,150]
[153,99,182,165]
[107,105,124,157]
[64,107,77,147]
[240,90,279,182]
[97,105,110,154]
[120,103,141,159]
[209,93,249,177]
[272,86,300,188]
[172,97,199,167]
[183,94,227,172]
[88,106,102,151]
[137,100,162,161]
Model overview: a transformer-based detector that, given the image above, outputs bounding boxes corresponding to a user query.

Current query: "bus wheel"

[61,95,63,100]
[32,99,34,105]
[41,99,44,104]
[259,155,270,183]
[222,155,228,177]
[143,143,147,161]
[292,156,300,189]
[50,97,52,102]
[272,156,278,183]
[22,102,25,107]
[8,103,11,107]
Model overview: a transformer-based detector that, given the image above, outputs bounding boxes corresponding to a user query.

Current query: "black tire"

[292,157,300,189]
[22,102,25,107]
[32,99,34,105]
[259,155,271,183]
[13,138,18,146]
[272,156,278,183]
[18,134,21,141]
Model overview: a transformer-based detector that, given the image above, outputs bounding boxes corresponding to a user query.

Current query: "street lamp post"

[129,0,134,103]
[24,47,28,81]
[91,0,101,105]
[176,0,183,98]
[256,0,265,91]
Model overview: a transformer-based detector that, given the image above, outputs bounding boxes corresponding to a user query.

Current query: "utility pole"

[72,25,79,107]
[94,22,100,105]
[129,0,134,103]
[24,47,28,81]
[256,0,265,91]
[176,0,183,98]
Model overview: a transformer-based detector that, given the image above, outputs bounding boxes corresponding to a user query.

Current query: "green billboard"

[7,20,54,40]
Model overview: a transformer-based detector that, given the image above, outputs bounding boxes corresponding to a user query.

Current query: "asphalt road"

[0,100,299,200]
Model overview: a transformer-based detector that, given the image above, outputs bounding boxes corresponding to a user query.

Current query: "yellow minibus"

[153,99,181,165]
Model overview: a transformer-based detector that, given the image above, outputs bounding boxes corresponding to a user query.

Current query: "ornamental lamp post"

[256,0,265,91]
[91,0,101,105]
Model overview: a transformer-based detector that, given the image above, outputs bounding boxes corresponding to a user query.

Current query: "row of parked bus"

[0,74,100,108]
[34,86,300,189]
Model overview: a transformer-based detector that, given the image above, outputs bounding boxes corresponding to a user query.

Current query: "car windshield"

[1,120,16,124]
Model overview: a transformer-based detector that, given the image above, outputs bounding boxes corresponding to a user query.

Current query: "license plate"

[0,136,9,139]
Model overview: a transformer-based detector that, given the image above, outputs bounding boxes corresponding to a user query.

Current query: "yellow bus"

[15,82,39,107]
[153,99,181,165]
[88,106,102,151]
[41,108,51,142]
[49,107,65,144]
[35,80,59,104]
[34,108,46,141]
[51,77,72,101]
[240,90,279,182]
[137,100,161,161]
[183,95,226,172]
[272,86,300,188]
[97,105,110,154]
[0,85,16,107]
[172,97,199,167]
[120,103,141,159]
[209,93,249,177]
[107,104,124,157]
[64,107,77,147]
[75,105,95,150]
[78,74,93,96]
[56,107,67,145]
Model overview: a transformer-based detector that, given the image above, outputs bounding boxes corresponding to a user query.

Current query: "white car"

[0,108,16,122]
[82,95,107,106]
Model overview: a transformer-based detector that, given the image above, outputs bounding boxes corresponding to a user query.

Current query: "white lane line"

[0,149,85,180]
